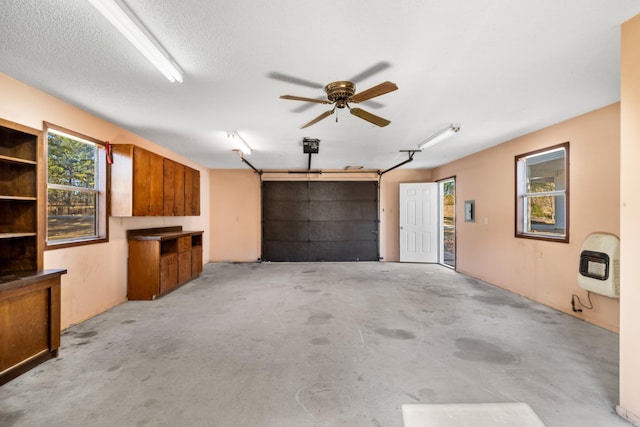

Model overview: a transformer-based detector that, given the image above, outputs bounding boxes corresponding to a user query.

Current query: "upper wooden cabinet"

[184,166,200,216]
[111,144,200,217]
[133,147,164,216]
[163,158,185,216]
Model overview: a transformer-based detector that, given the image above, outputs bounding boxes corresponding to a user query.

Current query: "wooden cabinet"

[184,166,200,216]
[0,118,66,385]
[133,147,164,216]
[0,271,65,385]
[111,144,164,216]
[127,227,203,300]
[111,145,200,217]
[163,158,185,216]
[159,253,178,294]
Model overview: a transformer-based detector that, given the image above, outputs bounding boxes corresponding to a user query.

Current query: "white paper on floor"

[402,402,546,427]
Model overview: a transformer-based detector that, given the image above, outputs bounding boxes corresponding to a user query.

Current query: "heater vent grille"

[577,233,619,298]
[579,250,609,281]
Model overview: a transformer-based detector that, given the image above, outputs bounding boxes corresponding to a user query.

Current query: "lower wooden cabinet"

[159,253,178,294]
[127,227,203,300]
[178,251,192,284]
[0,269,67,385]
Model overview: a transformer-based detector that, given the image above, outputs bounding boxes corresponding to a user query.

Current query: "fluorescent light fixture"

[419,123,461,150]
[227,131,252,155]
[88,0,183,83]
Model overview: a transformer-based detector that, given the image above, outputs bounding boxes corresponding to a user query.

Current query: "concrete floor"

[0,262,627,427]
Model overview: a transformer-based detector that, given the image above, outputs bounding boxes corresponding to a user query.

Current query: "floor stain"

[0,410,25,427]
[309,337,330,345]
[454,337,520,364]
[303,289,322,293]
[375,328,415,340]
[306,311,333,325]
[471,294,529,309]
[121,320,136,324]
[75,331,98,339]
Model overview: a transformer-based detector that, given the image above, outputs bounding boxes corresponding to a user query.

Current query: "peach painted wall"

[210,170,261,262]
[0,72,210,329]
[431,103,621,332]
[618,13,640,425]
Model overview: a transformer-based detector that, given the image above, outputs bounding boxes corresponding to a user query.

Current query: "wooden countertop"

[126,226,203,241]
[0,269,67,290]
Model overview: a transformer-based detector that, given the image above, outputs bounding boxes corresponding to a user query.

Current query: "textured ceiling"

[1,1,639,170]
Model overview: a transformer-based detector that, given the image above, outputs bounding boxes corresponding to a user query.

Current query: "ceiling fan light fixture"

[88,0,183,83]
[227,131,252,155]
[419,124,461,150]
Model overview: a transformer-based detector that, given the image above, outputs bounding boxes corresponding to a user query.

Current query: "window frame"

[514,142,569,243]
[44,123,110,249]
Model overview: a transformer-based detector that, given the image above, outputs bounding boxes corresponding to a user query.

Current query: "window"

[45,123,109,248]
[515,142,569,242]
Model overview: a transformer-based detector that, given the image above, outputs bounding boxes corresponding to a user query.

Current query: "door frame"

[438,177,456,269]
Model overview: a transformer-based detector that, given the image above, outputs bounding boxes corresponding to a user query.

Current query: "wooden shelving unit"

[0,118,66,385]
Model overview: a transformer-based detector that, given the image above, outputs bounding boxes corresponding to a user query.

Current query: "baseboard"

[616,405,640,426]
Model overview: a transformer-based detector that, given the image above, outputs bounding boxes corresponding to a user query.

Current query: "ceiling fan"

[279,80,398,129]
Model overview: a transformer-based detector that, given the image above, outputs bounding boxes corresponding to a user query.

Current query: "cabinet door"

[163,159,185,216]
[178,251,192,284]
[159,253,178,294]
[191,246,203,277]
[133,148,164,216]
[0,287,49,373]
[184,167,200,216]
[177,236,191,253]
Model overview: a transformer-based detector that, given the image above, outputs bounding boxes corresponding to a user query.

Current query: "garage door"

[262,181,379,262]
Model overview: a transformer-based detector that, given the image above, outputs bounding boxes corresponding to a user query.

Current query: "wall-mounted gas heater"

[577,233,620,298]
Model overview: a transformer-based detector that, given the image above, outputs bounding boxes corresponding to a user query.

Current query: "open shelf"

[0,154,37,165]
[0,233,37,239]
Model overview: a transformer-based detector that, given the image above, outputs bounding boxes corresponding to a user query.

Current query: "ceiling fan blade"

[267,72,323,89]
[301,109,334,129]
[349,61,391,83]
[280,95,332,104]
[349,107,391,127]
[350,81,398,103]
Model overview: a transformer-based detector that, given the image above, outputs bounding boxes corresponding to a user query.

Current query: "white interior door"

[400,183,438,263]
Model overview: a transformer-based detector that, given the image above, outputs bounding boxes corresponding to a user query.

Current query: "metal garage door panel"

[310,181,378,200]
[262,181,309,201]
[309,241,378,261]
[263,221,309,241]
[263,241,309,262]
[309,200,378,221]
[262,181,379,262]
[309,221,377,241]
[263,200,309,221]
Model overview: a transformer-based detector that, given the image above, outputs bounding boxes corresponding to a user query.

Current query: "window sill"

[515,233,569,243]
[45,236,109,250]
